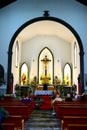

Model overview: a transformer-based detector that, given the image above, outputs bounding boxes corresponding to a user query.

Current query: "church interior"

[0,0,87,130]
[12,20,80,95]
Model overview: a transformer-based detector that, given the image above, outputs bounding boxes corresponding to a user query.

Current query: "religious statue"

[40,55,51,84]
[41,55,51,76]
[21,73,26,85]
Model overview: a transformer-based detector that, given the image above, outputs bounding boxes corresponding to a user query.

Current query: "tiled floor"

[24,110,61,130]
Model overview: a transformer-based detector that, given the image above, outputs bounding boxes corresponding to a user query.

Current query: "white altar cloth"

[34,90,53,96]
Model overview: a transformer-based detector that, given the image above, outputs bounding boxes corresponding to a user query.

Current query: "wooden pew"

[0,98,35,110]
[61,115,87,130]
[3,105,31,120]
[53,101,87,118]
[56,105,87,119]
[53,100,87,130]
[0,98,35,130]
[2,118,24,130]
[2,115,24,129]
[1,123,15,130]
[53,100,87,108]
[0,98,35,119]
[68,124,87,130]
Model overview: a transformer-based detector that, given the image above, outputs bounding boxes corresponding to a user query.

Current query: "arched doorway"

[7,15,84,94]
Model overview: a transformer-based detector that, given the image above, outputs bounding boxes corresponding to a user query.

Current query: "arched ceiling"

[17,20,75,43]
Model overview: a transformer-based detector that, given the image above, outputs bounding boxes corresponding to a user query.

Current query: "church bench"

[2,118,24,130]
[53,100,87,107]
[3,105,31,120]
[67,124,87,130]
[1,123,16,130]
[53,101,87,118]
[61,115,87,130]
[0,98,35,107]
[55,105,87,119]
[0,98,35,116]
[3,115,24,124]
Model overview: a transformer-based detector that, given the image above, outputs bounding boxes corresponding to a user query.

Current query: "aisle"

[24,109,61,130]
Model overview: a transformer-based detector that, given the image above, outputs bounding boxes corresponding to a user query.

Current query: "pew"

[53,101,87,118]
[3,105,31,120]
[61,115,87,130]
[68,124,87,130]
[0,97,35,130]
[53,101,87,130]
[0,97,35,120]
[57,105,87,119]
[1,123,15,130]
[53,100,87,108]
[2,118,24,130]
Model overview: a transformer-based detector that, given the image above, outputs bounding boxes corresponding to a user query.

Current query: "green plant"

[30,76,38,94]
[0,106,9,119]
[15,84,21,99]
[56,85,65,97]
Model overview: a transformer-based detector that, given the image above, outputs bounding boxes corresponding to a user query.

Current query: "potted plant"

[30,76,38,94]
[0,106,9,122]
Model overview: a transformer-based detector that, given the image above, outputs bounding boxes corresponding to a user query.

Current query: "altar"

[34,90,53,96]
[37,85,54,90]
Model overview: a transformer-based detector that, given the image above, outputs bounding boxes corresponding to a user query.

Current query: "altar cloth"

[34,90,53,96]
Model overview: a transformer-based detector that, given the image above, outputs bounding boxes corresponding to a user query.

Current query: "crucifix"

[41,55,51,76]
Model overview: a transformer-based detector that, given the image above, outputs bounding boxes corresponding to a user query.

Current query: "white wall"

[12,38,22,91]
[0,0,87,89]
[71,39,80,93]
[20,35,71,82]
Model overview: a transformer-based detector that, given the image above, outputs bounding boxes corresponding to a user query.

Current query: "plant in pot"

[0,106,9,127]
[30,76,38,94]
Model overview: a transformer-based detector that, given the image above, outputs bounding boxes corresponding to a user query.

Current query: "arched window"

[63,63,72,86]
[74,42,77,68]
[20,63,28,85]
[15,40,19,67]
[38,47,54,84]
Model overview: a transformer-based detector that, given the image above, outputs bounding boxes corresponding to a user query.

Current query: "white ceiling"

[18,20,75,43]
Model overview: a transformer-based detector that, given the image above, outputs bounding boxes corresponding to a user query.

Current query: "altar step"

[24,110,61,130]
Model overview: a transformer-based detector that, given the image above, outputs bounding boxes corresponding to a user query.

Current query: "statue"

[41,55,51,76]
[21,73,26,85]
[41,55,51,85]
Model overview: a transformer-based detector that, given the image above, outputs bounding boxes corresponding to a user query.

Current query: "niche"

[20,63,28,85]
[63,63,72,86]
